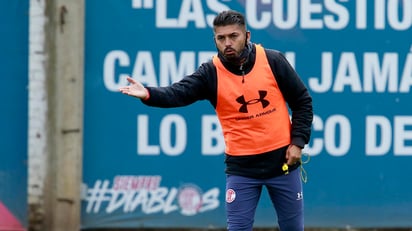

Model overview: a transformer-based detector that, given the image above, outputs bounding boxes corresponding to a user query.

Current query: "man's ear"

[246,31,251,42]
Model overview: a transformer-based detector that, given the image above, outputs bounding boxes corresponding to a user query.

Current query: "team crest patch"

[226,188,236,203]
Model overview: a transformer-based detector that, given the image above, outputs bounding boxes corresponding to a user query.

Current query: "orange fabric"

[213,45,291,155]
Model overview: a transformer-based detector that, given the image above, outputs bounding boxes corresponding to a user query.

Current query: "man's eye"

[230,34,238,40]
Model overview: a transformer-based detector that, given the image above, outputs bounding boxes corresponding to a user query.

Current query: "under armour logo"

[236,90,270,113]
[296,192,303,200]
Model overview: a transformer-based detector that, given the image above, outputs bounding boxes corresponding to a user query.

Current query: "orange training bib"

[213,45,291,155]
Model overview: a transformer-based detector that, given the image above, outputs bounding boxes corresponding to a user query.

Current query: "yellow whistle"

[282,163,289,175]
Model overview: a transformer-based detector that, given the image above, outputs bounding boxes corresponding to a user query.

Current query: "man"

[119,10,313,231]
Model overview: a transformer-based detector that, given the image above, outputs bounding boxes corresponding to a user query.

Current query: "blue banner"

[0,1,29,230]
[82,0,412,228]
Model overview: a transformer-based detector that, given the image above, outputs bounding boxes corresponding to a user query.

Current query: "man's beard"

[217,37,249,64]
[223,49,241,62]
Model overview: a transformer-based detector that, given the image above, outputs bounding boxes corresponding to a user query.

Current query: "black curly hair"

[213,10,246,30]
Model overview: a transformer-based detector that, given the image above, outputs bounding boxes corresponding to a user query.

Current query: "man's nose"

[224,38,232,46]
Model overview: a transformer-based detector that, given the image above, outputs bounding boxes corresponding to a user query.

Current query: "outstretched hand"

[118,77,148,99]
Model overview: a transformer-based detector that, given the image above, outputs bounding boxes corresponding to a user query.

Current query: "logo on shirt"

[236,90,270,113]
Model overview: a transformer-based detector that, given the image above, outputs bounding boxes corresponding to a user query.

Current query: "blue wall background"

[82,0,412,229]
[0,0,29,228]
[3,0,408,229]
